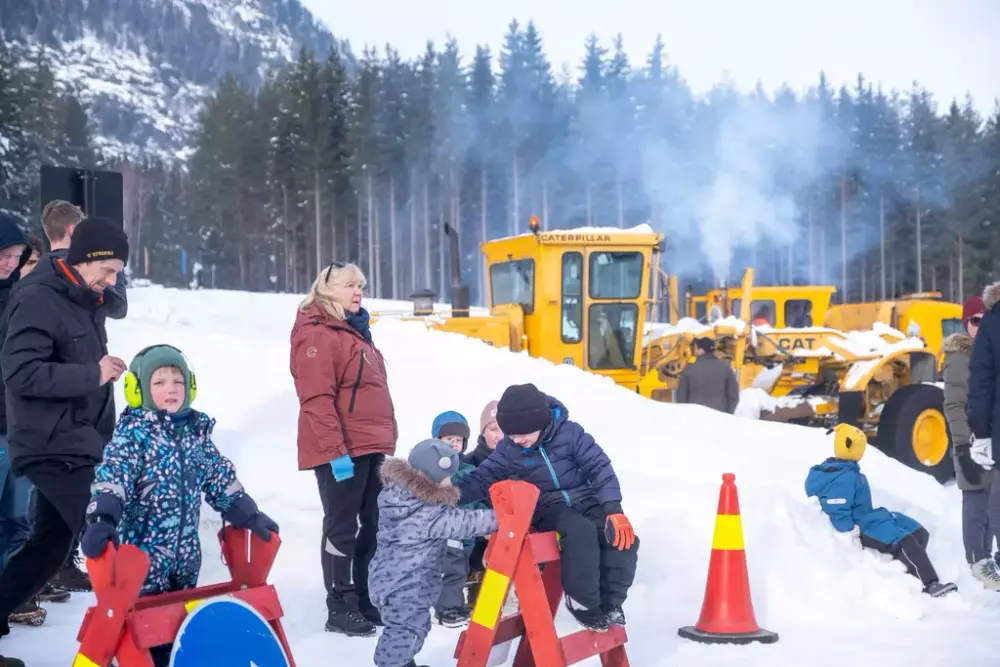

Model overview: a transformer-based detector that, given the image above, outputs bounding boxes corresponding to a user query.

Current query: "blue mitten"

[330,455,354,482]
[81,494,123,559]
[222,494,280,542]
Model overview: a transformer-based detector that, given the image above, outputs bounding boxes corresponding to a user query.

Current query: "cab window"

[561,252,583,343]
[784,299,814,328]
[732,299,776,326]
[588,304,638,370]
[490,259,535,315]
[941,318,965,339]
[589,252,643,299]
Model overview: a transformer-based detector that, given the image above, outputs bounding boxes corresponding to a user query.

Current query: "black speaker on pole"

[39,165,124,228]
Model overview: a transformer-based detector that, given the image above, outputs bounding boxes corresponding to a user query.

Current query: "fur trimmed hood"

[943,332,974,355]
[380,457,460,505]
[985,282,1000,311]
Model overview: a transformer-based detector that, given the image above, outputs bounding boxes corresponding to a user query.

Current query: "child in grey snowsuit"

[429,410,487,627]
[369,439,498,667]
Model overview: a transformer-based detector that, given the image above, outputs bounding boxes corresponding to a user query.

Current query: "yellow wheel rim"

[912,409,949,466]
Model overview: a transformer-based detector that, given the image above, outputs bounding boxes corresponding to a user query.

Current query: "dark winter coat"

[0,214,32,436]
[290,302,398,470]
[91,408,243,595]
[48,247,128,341]
[674,354,740,414]
[461,435,495,468]
[943,333,991,490]
[0,255,114,474]
[456,396,624,515]
[805,458,922,546]
[368,458,496,667]
[969,282,1000,461]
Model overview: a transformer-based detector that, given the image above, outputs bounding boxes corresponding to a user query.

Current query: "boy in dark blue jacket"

[805,423,956,597]
[449,383,638,631]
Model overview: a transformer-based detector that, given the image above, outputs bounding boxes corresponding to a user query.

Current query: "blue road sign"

[170,597,291,667]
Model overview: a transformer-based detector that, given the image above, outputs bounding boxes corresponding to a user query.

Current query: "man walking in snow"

[37,200,128,595]
[674,337,740,414]
[0,218,129,666]
[968,281,1000,551]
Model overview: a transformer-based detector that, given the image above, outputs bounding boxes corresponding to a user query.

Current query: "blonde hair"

[41,200,84,242]
[299,262,367,320]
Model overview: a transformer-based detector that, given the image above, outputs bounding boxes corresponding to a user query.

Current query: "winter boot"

[602,604,626,627]
[0,655,25,667]
[358,598,383,626]
[325,609,376,637]
[38,582,72,603]
[465,570,483,608]
[971,558,1000,591]
[924,580,958,598]
[8,598,46,626]
[435,606,471,628]
[564,596,609,632]
[50,552,92,592]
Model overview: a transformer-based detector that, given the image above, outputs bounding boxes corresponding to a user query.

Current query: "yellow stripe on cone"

[711,514,745,551]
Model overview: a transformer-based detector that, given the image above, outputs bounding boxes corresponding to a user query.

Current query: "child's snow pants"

[532,496,639,610]
[861,526,938,586]
[435,541,471,612]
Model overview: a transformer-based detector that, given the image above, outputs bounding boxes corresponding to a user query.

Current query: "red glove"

[605,513,635,551]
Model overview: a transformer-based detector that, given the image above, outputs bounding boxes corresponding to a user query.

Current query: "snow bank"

[10,288,1000,667]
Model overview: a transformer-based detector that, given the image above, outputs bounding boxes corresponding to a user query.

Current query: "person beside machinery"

[674,337,740,415]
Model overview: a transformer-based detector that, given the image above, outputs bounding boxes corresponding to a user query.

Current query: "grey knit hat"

[407,438,460,484]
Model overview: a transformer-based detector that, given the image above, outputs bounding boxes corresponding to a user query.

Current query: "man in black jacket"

[0,218,128,660]
[39,200,128,594]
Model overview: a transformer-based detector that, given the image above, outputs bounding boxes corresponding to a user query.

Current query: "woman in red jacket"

[290,262,397,638]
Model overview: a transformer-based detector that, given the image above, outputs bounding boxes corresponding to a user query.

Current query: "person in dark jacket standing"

[675,337,740,414]
[39,200,128,594]
[0,213,31,569]
[0,218,128,664]
[942,295,999,588]
[450,383,639,632]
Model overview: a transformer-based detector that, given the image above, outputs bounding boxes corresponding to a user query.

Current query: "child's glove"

[850,525,862,549]
[956,444,985,485]
[971,436,994,470]
[81,494,123,559]
[330,455,355,482]
[604,513,635,551]
[223,494,280,542]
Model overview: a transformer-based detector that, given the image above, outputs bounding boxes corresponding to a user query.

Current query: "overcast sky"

[300,0,1000,113]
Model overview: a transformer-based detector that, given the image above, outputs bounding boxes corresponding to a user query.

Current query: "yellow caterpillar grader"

[392,219,953,483]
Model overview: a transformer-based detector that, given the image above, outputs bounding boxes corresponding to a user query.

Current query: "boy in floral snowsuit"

[81,345,278,666]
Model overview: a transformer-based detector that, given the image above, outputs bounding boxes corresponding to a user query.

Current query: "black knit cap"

[67,217,129,267]
[694,337,716,354]
[496,383,551,436]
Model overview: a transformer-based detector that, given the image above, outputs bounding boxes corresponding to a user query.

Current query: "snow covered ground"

[8,286,1000,666]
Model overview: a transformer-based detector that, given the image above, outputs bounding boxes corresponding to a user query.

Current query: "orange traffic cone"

[678,473,778,645]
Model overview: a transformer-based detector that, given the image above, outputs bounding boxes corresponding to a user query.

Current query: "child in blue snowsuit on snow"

[805,423,956,597]
[369,438,497,667]
[81,345,279,666]
[429,410,489,627]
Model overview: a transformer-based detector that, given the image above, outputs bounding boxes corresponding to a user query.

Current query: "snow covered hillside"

[1,0,336,159]
[8,287,1000,666]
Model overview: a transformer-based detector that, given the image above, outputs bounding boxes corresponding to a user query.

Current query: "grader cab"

[404,220,953,484]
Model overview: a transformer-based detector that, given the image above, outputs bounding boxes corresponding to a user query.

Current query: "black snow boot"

[38,582,72,603]
[924,580,957,598]
[602,604,626,627]
[50,553,92,592]
[9,598,46,626]
[0,655,25,667]
[325,609,376,637]
[359,598,383,626]
[564,596,609,632]
[435,606,471,628]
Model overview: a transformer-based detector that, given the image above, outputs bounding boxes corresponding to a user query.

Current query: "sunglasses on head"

[969,316,982,327]
[324,261,346,284]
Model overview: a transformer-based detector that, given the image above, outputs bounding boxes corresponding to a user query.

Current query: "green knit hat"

[129,344,193,411]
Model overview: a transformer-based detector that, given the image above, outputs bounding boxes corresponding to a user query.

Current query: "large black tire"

[876,384,954,484]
